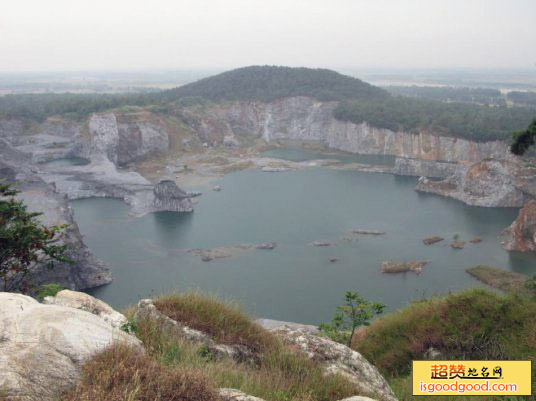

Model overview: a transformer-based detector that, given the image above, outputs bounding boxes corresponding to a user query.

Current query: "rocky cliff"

[178,96,510,164]
[502,201,536,251]
[0,140,111,290]
[0,113,193,290]
[416,158,536,207]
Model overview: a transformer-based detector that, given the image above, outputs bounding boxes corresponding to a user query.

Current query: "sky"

[1,0,535,72]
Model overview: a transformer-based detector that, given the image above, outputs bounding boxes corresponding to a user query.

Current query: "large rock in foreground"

[0,292,139,401]
[271,327,397,401]
[43,289,127,329]
[503,200,536,252]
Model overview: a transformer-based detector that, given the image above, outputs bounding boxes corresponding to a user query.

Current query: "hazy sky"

[1,0,535,72]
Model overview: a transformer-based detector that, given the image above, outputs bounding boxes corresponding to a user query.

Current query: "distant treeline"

[0,66,535,142]
[507,91,536,107]
[385,85,505,106]
[334,97,535,142]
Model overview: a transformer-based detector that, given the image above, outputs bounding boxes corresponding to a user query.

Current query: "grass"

[352,288,536,401]
[466,265,529,294]
[153,292,278,353]
[59,343,217,401]
[62,292,364,401]
[132,301,362,401]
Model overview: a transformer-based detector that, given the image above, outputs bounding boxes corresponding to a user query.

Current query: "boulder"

[312,240,334,247]
[223,135,240,148]
[255,242,277,250]
[0,292,139,401]
[503,201,536,252]
[422,236,443,245]
[351,229,386,236]
[380,260,429,274]
[338,398,379,401]
[219,388,266,401]
[450,241,465,249]
[255,318,319,334]
[271,327,397,401]
[43,289,127,329]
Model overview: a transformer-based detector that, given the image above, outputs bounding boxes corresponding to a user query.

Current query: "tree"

[319,291,385,347]
[511,118,536,155]
[0,182,69,293]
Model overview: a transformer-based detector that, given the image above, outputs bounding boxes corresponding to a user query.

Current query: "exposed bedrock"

[502,201,536,252]
[416,158,536,207]
[392,157,457,178]
[177,96,510,163]
[152,179,194,212]
[0,140,111,290]
[0,113,190,289]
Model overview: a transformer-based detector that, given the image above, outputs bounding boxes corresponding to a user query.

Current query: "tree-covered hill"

[0,65,534,142]
[162,65,389,103]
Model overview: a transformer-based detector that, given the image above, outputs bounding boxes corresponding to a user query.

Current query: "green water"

[72,166,536,325]
[261,147,396,165]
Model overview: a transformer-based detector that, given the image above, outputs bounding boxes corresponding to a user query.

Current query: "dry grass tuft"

[132,316,361,401]
[154,292,278,353]
[60,343,217,401]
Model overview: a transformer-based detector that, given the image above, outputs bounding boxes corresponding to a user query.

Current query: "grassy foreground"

[61,292,361,401]
[58,289,536,401]
[353,288,536,401]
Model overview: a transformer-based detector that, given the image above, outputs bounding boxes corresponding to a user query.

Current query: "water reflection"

[151,211,194,246]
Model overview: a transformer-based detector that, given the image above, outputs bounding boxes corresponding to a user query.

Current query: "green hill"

[0,65,534,142]
[162,65,389,103]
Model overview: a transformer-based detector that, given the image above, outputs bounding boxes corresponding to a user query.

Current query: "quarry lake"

[73,164,536,325]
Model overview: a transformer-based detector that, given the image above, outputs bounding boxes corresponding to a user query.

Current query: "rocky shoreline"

[1,97,535,289]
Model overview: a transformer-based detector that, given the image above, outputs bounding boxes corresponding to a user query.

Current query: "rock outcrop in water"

[502,201,536,252]
[152,179,194,212]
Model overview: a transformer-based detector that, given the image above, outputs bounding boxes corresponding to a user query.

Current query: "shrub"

[153,292,278,353]
[131,315,361,401]
[35,283,63,301]
[354,289,536,378]
[60,343,217,401]
[319,291,385,346]
[0,182,69,294]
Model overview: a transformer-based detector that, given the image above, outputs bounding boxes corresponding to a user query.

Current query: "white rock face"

[0,292,140,401]
[178,96,510,163]
[272,327,397,401]
[416,159,527,207]
[88,113,120,164]
[43,289,128,329]
[219,388,267,401]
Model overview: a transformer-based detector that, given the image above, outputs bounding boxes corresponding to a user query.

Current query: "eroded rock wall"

[177,97,510,164]
[0,139,112,290]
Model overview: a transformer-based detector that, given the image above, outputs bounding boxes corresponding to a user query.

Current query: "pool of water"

[260,147,396,166]
[74,168,535,324]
